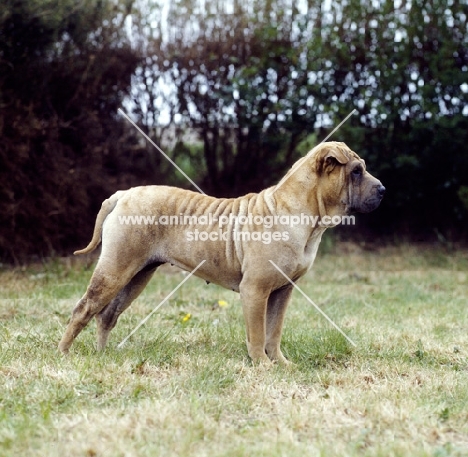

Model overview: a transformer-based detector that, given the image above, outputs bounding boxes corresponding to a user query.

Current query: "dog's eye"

[352,167,362,177]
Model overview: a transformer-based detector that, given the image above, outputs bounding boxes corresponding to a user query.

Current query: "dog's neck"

[269,175,334,220]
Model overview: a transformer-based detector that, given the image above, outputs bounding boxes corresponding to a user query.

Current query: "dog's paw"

[276,357,294,367]
[58,341,70,355]
[249,352,273,366]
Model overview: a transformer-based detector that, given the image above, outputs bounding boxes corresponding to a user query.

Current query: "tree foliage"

[2,0,468,262]
[0,0,144,262]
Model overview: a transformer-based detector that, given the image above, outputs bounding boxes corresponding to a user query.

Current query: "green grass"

[1,244,468,456]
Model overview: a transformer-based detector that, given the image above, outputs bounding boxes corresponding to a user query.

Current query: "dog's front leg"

[239,280,270,363]
[265,285,293,365]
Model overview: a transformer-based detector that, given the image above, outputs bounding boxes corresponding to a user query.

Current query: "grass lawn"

[1,242,467,456]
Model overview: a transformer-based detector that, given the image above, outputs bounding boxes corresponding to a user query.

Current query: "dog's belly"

[189,263,242,292]
[161,238,243,292]
[140,220,244,292]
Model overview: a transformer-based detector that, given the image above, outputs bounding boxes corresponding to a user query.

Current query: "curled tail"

[74,191,126,255]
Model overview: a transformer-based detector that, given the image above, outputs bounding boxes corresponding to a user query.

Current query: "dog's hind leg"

[95,263,161,350]
[58,262,139,354]
[265,285,293,365]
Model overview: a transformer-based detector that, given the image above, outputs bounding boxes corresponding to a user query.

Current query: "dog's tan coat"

[59,142,384,363]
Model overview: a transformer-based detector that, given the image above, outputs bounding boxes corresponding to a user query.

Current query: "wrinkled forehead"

[348,150,366,169]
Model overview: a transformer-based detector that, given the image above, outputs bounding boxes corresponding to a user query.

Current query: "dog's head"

[312,141,385,214]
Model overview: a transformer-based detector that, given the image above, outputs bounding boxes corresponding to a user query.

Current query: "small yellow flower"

[217,300,229,307]
[181,313,191,322]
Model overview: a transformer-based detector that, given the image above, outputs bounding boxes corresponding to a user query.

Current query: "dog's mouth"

[346,186,385,214]
[345,182,385,214]
[354,195,385,213]
[358,198,383,213]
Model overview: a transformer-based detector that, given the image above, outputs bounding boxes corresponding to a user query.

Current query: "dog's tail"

[74,191,125,255]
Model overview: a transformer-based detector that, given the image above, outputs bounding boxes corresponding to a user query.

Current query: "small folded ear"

[318,146,350,174]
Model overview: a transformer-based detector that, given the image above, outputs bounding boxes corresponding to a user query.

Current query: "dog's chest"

[298,227,327,273]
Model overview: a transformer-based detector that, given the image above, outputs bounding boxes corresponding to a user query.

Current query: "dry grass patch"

[0,243,467,456]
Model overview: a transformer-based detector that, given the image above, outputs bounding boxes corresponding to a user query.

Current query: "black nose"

[377,185,386,197]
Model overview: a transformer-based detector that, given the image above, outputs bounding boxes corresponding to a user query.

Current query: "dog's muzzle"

[348,182,386,213]
[361,183,386,213]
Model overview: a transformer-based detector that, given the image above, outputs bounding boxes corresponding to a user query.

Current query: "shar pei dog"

[59,141,385,364]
